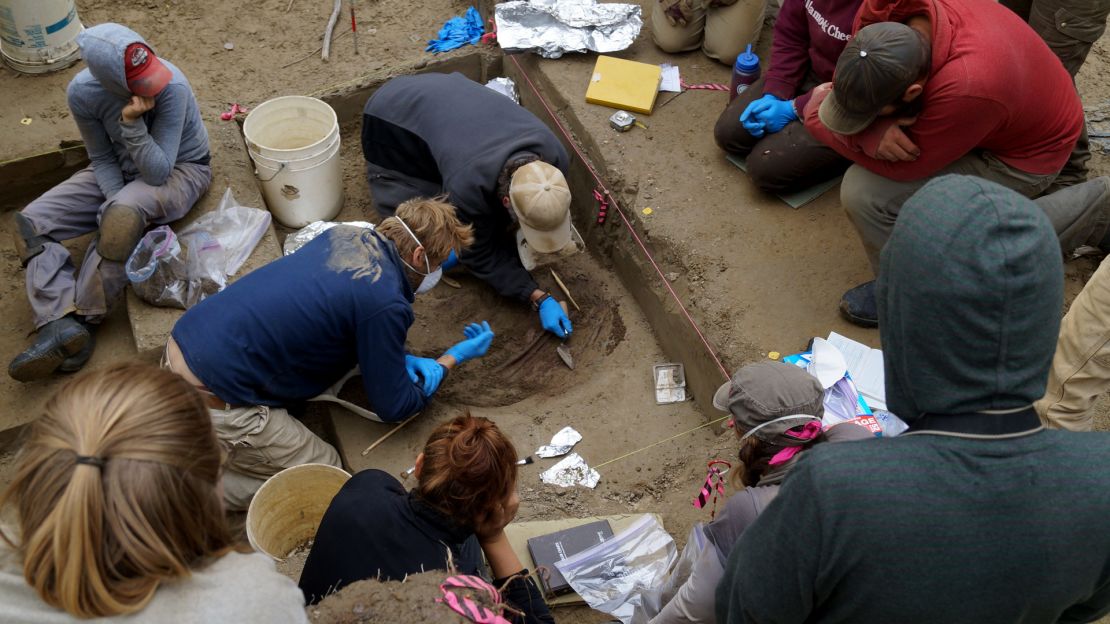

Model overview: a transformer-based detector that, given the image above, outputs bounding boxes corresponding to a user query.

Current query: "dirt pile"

[307,571,508,624]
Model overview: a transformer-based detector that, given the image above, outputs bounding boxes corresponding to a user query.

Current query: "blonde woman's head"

[0,363,233,618]
[377,195,475,268]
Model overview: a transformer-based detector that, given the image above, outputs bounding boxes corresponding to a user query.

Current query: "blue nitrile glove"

[538,296,573,338]
[750,94,797,134]
[442,249,459,271]
[739,99,767,138]
[405,354,445,396]
[445,321,495,364]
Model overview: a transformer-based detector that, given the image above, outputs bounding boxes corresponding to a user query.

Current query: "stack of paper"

[826,332,886,410]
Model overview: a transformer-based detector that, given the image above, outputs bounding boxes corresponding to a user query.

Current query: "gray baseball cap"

[713,361,825,442]
[819,22,930,135]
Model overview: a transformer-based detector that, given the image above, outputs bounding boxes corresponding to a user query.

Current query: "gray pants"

[20,164,211,328]
[1002,0,1110,190]
[841,153,1110,274]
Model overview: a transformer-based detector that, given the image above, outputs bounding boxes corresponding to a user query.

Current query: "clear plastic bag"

[125,226,190,308]
[630,523,707,623]
[555,514,677,623]
[177,187,271,302]
[125,188,271,309]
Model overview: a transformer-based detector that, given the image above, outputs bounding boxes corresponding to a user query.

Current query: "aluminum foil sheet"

[540,452,601,488]
[283,221,375,255]
[485,77,520,104]
[495,0,642,59]
[536,426,582,458]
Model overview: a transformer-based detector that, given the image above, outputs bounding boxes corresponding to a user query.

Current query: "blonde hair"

[377,195,475,266]
[0,364,235,618]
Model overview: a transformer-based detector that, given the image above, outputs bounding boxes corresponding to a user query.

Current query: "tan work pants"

[1037,255,1110,430]
[163,338,342,510]
[651,0,767,66]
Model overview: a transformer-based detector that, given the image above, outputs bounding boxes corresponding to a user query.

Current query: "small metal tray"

[653,363,687,404]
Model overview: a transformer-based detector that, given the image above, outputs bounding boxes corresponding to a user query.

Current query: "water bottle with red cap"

[729,44,761,103]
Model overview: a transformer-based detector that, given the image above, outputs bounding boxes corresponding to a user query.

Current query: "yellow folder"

[584,56,662,115]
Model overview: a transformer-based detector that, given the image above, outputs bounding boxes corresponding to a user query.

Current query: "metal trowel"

[556,301,575,369]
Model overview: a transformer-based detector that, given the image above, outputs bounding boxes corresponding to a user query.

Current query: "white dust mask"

[393,215,442,295]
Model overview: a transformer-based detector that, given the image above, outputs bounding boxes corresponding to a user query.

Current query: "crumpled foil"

[536,426,582,458]
[495,0,642,59]
[485,77,520,104]
[283,221,375,255]
[540,452,601,488]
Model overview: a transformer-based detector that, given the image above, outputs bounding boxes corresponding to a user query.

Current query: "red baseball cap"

[124,42,172,97]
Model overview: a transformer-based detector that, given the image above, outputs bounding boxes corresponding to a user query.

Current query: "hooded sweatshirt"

[763,0,863,113]
[68,24,209,199]
[715,176,1110,624]
[362,73,570,302]
[803,0,1082,181]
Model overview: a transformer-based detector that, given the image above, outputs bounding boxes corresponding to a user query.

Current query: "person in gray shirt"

[9,23,211,382]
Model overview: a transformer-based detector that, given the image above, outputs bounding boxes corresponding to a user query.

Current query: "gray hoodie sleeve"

[69,91,126,199]
[117,82,190,186]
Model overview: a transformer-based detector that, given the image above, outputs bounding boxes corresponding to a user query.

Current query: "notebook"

[585,56,662,115]
[526,519,614,595]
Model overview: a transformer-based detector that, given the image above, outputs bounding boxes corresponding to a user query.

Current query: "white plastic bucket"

[246,463,351,560]
[0,0,83,74]
[243,96,344,228]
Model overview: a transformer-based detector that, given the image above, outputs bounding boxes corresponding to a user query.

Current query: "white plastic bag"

[555,514,677,623]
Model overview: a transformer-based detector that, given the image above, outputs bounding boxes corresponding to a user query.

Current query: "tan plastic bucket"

[246,463,351,560]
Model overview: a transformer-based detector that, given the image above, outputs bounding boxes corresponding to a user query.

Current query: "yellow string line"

[593,415,730,470]
[0,143,87,168]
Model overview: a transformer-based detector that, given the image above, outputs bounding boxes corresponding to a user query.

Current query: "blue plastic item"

[426,6,484,54]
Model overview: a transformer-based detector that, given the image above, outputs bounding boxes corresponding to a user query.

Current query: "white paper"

[659,64,681,92]
[826,332,886,410]
[810,338,848,389]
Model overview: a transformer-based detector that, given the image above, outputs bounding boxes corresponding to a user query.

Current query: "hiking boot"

[8,315,91,382]
[98,203,146,262]
[839,280,879,328]
[58,328,95,374]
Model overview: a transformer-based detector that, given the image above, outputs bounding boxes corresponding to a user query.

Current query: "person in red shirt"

[713,0,862,193]
[802,0,1110,327]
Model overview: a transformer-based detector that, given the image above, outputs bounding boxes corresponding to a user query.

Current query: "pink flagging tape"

[508,54,730,382]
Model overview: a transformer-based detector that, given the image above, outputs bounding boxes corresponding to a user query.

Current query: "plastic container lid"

[734,44,759,73]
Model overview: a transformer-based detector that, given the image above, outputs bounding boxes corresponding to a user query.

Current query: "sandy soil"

[307,571,478,623]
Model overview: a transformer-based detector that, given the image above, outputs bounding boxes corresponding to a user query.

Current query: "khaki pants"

[841,154,1110,274]
[1037,255,1110,430]
[162,338,342,510]
[651,0,767,66]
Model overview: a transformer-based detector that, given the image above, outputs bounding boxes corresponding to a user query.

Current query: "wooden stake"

[322,0,342,61]
[550,269,581,311]
[360,413,418,456]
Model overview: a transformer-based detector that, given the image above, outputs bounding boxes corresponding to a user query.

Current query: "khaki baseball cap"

[509,161,572,254]
[818,22,929,136]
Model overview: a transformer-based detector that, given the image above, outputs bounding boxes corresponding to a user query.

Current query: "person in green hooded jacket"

[715,175,1110,624]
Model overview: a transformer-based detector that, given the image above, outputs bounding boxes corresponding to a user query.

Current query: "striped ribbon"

[680,79,729,91]
[692,459,731,519]
[436,574,512,624]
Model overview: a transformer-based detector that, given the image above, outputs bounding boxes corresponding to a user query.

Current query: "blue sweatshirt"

[69,23,209,199]
[172,226,429,422]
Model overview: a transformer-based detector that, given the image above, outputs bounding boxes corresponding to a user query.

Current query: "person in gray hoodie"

[9,23,211,382]
[715,175,1110,623]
